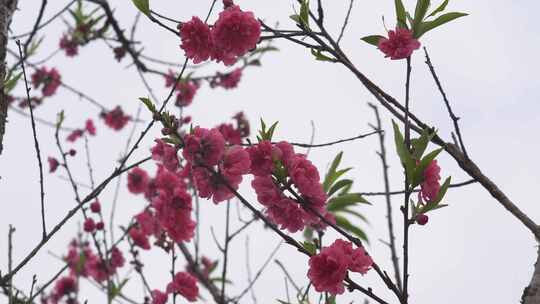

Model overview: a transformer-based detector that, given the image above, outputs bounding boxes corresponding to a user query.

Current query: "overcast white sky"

[1,0,540,303]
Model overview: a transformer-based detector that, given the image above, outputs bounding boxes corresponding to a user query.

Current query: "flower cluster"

[249,140,331,233]
[216,111,250,145]
[64,240,125,284]
[147,272,199,303]
[183,127,251,204]
[307,239,373,295]
[415,160,442,225]
[378,27,420,60]
[166,272,199,302]
[179,5,261,66]
[66,119,97,142]
[59,34,79,57]
[83,200,105,233]
[127,141,196,248]
[31,67,61,96]
[100,106,130,131]
[43,275,78,304]
[211,68,243,89]
[164,70,200,107]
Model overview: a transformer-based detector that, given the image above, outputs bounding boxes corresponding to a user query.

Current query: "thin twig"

[220,200,231,302]
[401,56,413,303]
[235,241,283,301]
[17,40,47,239]
[423,47,468,159]
[369,103,402,291]
[337,0,354,45]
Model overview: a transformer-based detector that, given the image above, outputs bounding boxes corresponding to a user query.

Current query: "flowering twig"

[17,40,47,239]
[199,163,391,304]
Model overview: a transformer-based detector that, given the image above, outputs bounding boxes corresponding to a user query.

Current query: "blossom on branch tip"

[176,81,199,107]
[419,160,441,203]
[179,16,214,64]
[66,129,83,143]
[183,127,226,166]
[48,157,59,173]
[166,272,199,302]
[151,290,167,304]
[90,200,101,213]
[128,167,151,194]
[59,35,79,57]
[101,106,130,131]
[31,67,61,97]
[151,140,180,171]
[211,5,261,65]
[307,239,373,295]
[378,27,420,60]
[83,218,96,233]
[416,213,429,225]
[85,119,96,136]
[216,68,242,89]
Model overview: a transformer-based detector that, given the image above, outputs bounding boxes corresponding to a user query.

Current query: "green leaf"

[392,121,414,176]
[303,227,314,241]
[110,278,129,299]
[56,111,65,129]
[290,14,301,24]
[138,97,156,113]
[339,208,369,224]
[413,0,431,30]
[335,215,369,243]
[360,35,384,47]
[300,0,310,28]
[432,176,451,204]
[250,46,279,55]
[412,148,442,187]
[302,241,317,255]
[428,0,449,17]
[4,72,21,93]
[416,12,468,38]
[210,277,233,284]
[328,179,353,197]
[411,128,435,160]
[310,49,337,62]
[327,193,370,211]
[131,0,150,15]
[27,36,44,57]
[394,0,408,28]
[323,152,343,191]
[327,295,336,304]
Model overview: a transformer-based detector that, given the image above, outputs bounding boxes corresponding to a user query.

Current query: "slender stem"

[402,56,413,303]
[423,47,469,159]
[17,40,47,239]
[369,103,402,291]
[221,200,231,302]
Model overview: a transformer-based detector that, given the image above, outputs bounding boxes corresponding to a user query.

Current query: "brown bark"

[523,245,540,304]
[0,0,17,156]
